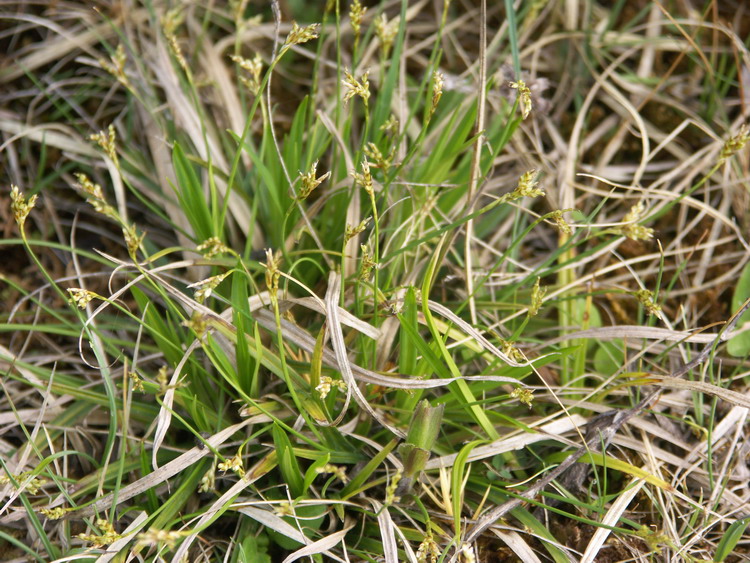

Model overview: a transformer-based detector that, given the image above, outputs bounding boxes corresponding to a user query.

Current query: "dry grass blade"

[324,271,404,436]
[580,478,646,563]
[425,415,586,470]
[59,421,251,520]
[3,1,750,560]
[427,299,528,366]
[648,376,750,409]
[280,520,355,563]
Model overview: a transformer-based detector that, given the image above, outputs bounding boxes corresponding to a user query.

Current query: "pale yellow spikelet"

[342,68,370,106]
[10,185,38,228]
[67,288,97,309]
[298,160,330,199]
[283,21,320,50]
[510,79,532,119]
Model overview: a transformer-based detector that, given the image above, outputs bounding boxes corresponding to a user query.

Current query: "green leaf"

[714,516,750,561]
[172,142,214,242]
[303,453,331,492]
[451,440,485,537]
[272,423,304,497]
[235,534,272,563]
[727,262,750,356]
[340,439,398,499]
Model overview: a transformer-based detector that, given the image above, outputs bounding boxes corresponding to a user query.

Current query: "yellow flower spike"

[374,13,398,56]
[315,463,349,483]
[509,169,544,200]
[198,463,216,493]
[430,70,444,117]
[298,160,330,200]
[135,528,185,550]
[720,123,749,162]
[122,224,145,258]
[342,68,370,106]
[41,506,72,520]
[359,244,377,281]
[380,114,398,135]
[283,21,320,50]
[67,288,97,309]
[90,124,118,166]
[197,236,231,258]
[614,201,654,241]
[263,248,282,301]
[218,452,245,477]
[385,468,402,505]
[511,387,534,408]
[550,210,572,235]
[349,0,366,39]
[344,217,371,243]
[509,79,532,119]
[188,271,231,303]
[528,277,546,317]
[78,519,122,548]
[634,289,662,318]
[350,157,374,194]
[231,53,263,95]
[364,142,395,171]
[98,44,131,90]
[10,185,38,228]
[161,8,188,72]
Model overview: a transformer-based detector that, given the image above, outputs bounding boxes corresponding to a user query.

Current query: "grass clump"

[2,1,750,561]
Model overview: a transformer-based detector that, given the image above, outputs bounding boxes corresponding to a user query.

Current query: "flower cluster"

[298,160,330,200]
[342,68,370,106]
[10,185,38,228]
[720,124,749,162]
[315,375,347,398]
[283,22,320,51]
[615,201,653,241]
[350,158,374,194]
[197,236,231,258]
[231,53,263,95]
[510,79,532,119]
[188,271,231,303]
[507,169,544,200]
[78,519,121,548]
[315,463,349,483]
